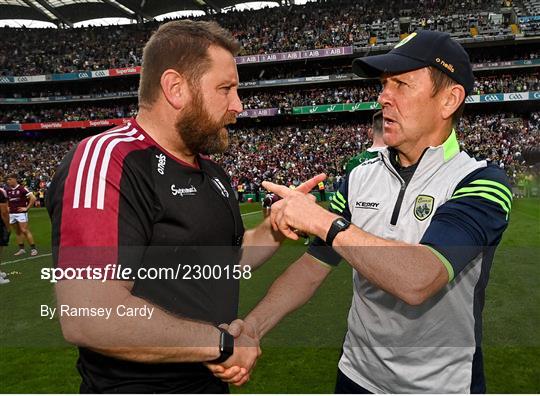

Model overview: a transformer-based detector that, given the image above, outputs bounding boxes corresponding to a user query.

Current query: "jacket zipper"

[381,155,408,226]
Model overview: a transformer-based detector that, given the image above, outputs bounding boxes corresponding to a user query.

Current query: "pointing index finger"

[296,173,327,194]
[261,181,293,198]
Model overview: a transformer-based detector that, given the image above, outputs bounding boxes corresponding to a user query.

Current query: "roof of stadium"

[0,0,284,26]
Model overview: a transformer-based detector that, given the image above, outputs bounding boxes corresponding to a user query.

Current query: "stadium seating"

[0,1,538,195]
[0,0,530,75]
[1,113,538,192]
[1,73,538,123]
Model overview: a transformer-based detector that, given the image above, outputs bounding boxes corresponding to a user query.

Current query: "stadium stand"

[0,103,138,123]
[1,112,538,193]
[0,0,539,200]
[0,2,539,394]
[0,0,533,75]
[1,72,538,122]
[472,72,539,94]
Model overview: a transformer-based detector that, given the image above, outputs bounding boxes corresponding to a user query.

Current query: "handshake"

[205,319,261,387]
[203,173,331,387]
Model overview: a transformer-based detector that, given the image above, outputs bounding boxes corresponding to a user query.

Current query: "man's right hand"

[205,320,260,386]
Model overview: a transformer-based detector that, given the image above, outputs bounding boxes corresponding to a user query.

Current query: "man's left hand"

[206,320,260,387]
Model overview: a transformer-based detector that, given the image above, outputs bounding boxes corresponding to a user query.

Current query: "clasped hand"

[205,319,260,387]
[205,174,329,386]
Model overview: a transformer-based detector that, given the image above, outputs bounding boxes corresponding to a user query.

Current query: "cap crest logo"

[394,32,417,48]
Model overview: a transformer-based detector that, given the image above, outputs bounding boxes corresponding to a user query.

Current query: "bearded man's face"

[175,86,237,155]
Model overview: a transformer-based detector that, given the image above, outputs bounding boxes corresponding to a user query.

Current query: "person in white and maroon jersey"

[5,174,37,256]
[47,20,324,394]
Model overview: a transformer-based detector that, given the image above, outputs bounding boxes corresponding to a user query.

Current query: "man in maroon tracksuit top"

[47,20,324,393]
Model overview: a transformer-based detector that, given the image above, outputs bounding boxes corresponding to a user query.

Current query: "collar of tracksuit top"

[383,128,461,185]
[354,128,478,231]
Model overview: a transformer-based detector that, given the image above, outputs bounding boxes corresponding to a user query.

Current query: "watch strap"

[325,217,351,246]
[209,328,234,364]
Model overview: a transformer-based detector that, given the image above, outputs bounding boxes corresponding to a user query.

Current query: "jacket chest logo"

[414,195,434,221]
[355,201,380,210]
[171,184,197,197]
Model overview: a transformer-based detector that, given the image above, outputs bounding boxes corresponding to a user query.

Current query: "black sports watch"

[210,328,234,364]
[325,217,351,246]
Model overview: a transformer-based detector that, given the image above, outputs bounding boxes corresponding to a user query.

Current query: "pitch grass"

[0,200,538,393]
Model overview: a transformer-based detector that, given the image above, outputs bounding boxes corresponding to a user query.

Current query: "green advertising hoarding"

[292,101,382,115]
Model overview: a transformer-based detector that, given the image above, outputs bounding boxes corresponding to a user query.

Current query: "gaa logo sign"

[0,77,11,83]
[78,72,91,78]
[508,93,526,101]
[533,92,540,100]
[484,94,501,102]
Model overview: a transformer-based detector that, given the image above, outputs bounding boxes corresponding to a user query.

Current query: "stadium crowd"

[0,82,139,99]
[1,113,537,194]
[242,85,380,110]
[458,113,540,186]
[0,137,79,192]
[0,0,520,76]
[0,104,137,124]
[217,122,368,193]
[2,73,537,123]
[469,48,539,63]
[218,113,540,190]
[1,48,536,93]
[239,47,538,82]
[473,73,539,94]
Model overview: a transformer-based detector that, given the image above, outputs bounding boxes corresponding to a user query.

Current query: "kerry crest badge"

[414,195,434,221]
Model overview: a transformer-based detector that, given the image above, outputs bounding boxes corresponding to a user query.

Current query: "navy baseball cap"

[353,30,474,94]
